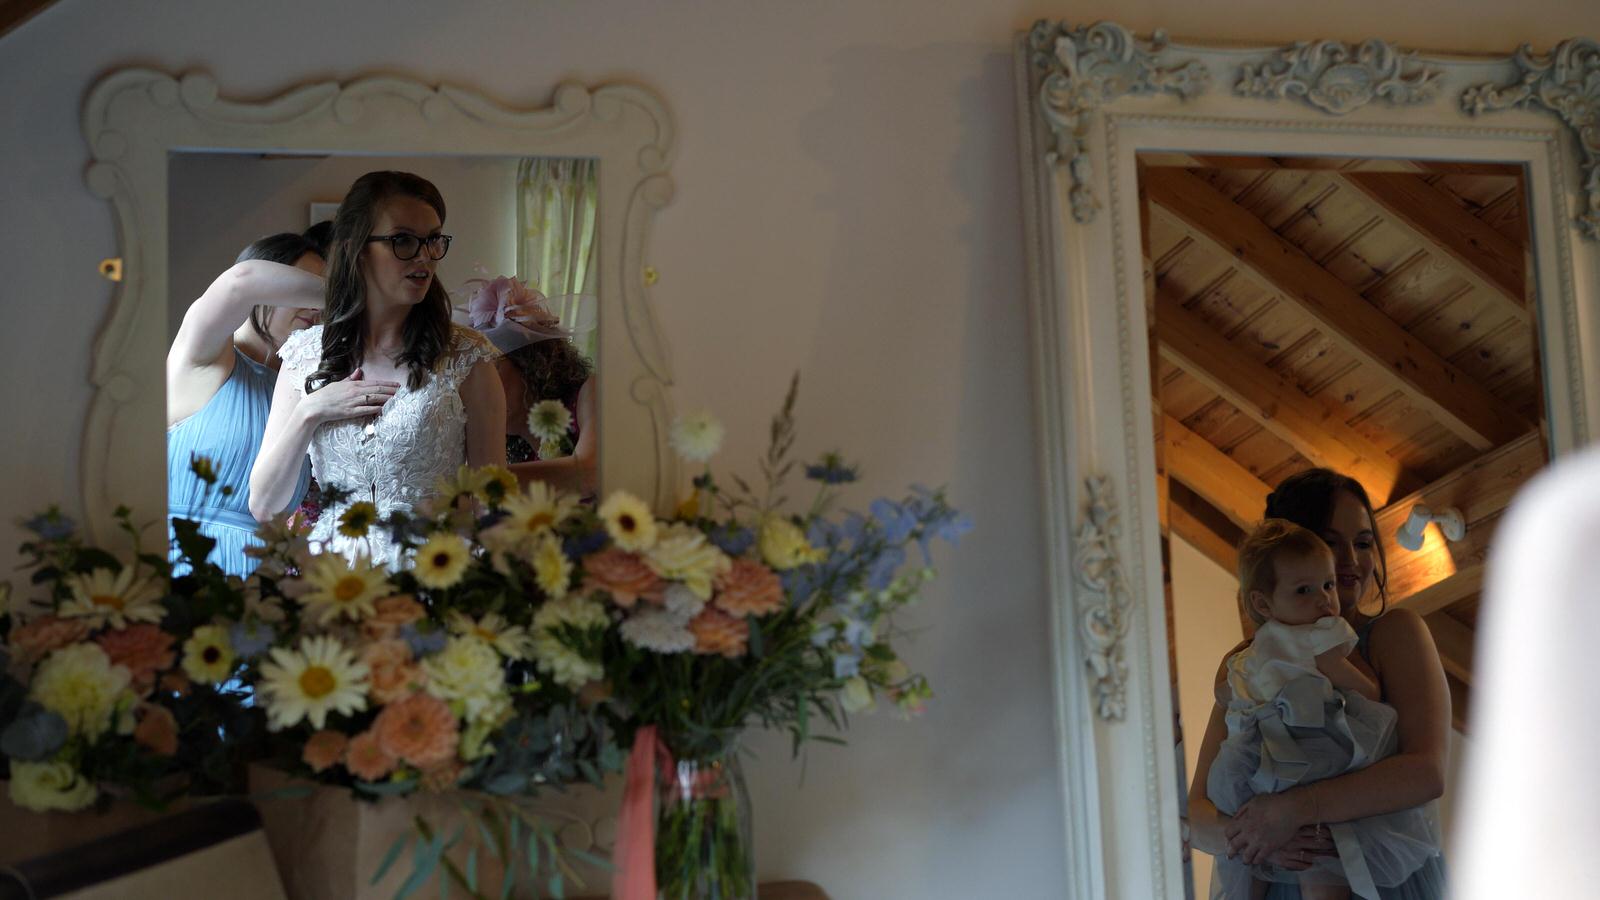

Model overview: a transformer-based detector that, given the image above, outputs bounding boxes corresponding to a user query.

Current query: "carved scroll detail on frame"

[1029,21,1209,223]
[1235,39,1443,116]
[1462,38,1600,240]
[1075,474,1133,721]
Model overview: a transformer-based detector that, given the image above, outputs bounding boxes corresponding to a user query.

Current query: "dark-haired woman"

[167,233,326,576]
[250,171,505,567]
[500,337,597,497]
[1187,469,1449,898]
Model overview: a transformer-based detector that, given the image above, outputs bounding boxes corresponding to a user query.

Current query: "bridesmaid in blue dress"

[166,232,328,576]
[1187,469,1450,899]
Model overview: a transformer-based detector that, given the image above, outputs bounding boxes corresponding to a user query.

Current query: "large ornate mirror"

[80,71,677,545]
[1015,25,1598,898]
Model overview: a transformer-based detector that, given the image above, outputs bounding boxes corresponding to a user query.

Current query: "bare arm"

[1187,698,1234,857]
[1316,647,1382,702]
[168,261,324,426]
[1226,609,1450,864]
[461,359,508,470]
[248,367,398,521]
[510,376,598,495]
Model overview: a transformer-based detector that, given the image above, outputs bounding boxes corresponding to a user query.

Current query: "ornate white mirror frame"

[80,70,677,543]
[1014,24,1599,898]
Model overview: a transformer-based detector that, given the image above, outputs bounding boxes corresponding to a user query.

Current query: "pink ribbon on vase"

[612,725,673,900]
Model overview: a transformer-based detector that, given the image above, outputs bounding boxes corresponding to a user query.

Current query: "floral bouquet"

[557,377,971,900]
[227,468,627,898]
[2,507,247,814]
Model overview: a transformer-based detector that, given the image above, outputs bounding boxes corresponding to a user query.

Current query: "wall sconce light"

[1395,504,1466,551]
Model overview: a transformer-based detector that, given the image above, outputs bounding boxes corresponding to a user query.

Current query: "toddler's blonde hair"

[1236,518,1334,625]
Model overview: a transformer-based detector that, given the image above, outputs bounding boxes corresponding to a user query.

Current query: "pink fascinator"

[451,273,595,355]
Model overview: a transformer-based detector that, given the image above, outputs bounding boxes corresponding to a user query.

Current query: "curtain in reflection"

[517,157,599,358]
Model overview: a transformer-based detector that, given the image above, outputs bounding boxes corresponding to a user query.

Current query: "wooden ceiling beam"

[1424,610,1476,685]
[1144,167,1530,450]
[1338,171,1529,324]
[1141,153,1522,178]
[0,0,60,41]
[1154,289,1403,504]
[1163,414,1273,532]
[1168,500,1239,575]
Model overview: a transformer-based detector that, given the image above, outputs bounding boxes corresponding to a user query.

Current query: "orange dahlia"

[712,559,785,617]
[302,729,349,773]
[345,729,396,782]
[581,548,665,608]
[373,693,458,769]
[688,607,749,658]
[96,624,176,695]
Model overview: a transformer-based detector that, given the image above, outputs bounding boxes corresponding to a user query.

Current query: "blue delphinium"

[229,621,275,658]
[707,523,755,557]
[805,452,858,485]
[399,623,448,657]
[21,508,75,541]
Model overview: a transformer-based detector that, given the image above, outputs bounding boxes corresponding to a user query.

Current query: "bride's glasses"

[366,233,453,261]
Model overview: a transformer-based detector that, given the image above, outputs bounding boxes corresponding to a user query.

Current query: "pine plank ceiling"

[1141,154,1550,732]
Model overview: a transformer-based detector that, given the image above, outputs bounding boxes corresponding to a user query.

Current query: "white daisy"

[59,567,164,629]
[258,635,369,731]
[668,410,724,463]
[527,400,573,444]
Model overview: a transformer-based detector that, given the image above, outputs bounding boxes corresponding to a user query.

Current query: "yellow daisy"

[533,534,573,599]
[412,533,471,590]
[296,553,390,625]
[598,491,658,552]
[446,611,532,660]
[473,465,520,506]
[258,635,369,731]
[337,501,379,538]
[59,566,165,629]
[181,624,236,684]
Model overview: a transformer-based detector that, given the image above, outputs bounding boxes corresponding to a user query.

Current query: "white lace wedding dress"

[277,323,495,567]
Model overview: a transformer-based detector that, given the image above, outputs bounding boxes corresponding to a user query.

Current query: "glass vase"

[655,745,755,900]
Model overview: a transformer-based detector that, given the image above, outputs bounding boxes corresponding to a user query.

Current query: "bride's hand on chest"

[300,366,400,426]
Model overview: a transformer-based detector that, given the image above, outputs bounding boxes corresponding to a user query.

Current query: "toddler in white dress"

[1208,520,1440,900]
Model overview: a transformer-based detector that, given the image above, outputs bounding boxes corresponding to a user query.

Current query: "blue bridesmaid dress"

[167,348,309,577]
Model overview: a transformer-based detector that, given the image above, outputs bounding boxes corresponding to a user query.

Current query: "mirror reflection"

[1136,154,1549,899]
[166,153,599,575]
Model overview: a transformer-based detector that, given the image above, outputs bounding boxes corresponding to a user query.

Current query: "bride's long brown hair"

[307,171,452,393]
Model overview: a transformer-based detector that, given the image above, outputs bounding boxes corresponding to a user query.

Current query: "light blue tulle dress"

[1208,616,1446,900]
[167,348,309,577]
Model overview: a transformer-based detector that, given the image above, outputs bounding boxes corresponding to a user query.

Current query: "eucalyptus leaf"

[394,836,438,900]
[370,833,409,886]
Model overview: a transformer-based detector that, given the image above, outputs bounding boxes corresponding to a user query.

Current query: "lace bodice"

[278,324,495,567]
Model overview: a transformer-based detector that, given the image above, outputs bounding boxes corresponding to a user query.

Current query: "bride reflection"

[250,171,505,568]
[166,157,600,575]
